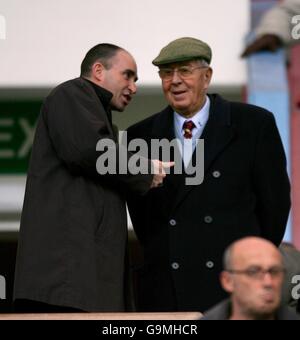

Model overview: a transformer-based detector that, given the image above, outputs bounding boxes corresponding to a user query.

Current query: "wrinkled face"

[159,60,212,117]
[101,50,138,112]
[223,242,284,319]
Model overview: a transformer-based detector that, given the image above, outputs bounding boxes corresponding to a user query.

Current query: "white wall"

[0,0,250,87]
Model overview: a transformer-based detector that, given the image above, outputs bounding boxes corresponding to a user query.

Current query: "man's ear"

[220,271,234,294]
[91,62,105,82]
[203,67,213,89]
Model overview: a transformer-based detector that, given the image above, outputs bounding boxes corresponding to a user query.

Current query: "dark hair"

[80,43,123,77]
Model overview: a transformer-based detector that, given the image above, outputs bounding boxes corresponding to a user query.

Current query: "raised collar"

[82,77,113,111]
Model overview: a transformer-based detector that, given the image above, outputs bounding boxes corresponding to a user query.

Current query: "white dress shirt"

[174,96,210,169]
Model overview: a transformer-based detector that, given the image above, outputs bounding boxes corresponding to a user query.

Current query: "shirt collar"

[174,96,210,131]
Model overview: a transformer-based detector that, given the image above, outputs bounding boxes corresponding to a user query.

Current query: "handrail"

[0,312,202,320]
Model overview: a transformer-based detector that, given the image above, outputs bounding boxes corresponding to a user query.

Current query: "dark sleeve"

[253,112,291,246]
[44,84,153,195]
[125,124,151,243]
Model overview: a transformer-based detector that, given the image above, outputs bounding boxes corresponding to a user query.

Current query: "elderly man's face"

[223,240,285,320]
[159,60,212,117]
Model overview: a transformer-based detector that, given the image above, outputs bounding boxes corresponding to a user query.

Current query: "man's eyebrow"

[124,69,138,82]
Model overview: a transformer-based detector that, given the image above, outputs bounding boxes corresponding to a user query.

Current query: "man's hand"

[241,34,283,57]
[150,160,175,188]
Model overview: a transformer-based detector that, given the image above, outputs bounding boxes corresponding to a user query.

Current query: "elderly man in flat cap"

[126,37,290,313]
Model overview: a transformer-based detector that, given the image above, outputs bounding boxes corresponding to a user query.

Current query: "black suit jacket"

[127,94,291,313]
[13,78,152,311]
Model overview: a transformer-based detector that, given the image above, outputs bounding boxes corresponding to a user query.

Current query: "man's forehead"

[234,248,282,267]
[113,50,136,66]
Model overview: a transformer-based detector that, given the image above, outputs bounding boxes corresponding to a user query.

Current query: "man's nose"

[261,272,274,286]
[128,80,137,95]
[171,70,182,84]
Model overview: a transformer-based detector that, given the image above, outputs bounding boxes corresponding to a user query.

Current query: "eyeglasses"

[227,266,286,280]
[158,65,208,81]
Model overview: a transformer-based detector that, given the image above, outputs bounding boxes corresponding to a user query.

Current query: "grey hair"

[196,59,210,67]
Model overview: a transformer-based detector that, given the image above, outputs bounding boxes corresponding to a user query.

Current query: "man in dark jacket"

[126,37,291,313]
[201,237,300,320]
[13,43,172,312]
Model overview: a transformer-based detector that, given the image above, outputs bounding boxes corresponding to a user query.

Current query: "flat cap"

[152,37,212,66]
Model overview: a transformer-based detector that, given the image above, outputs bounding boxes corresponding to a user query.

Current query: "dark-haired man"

[13,44,171,312]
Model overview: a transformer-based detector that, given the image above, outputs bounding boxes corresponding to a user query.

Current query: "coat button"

[169,219,177,227]
[204,216,213,224]
[171,262,180,270]
[206,261,215,269]
[212,171,221,178]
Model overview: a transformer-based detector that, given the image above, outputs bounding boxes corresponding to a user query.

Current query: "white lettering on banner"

[18,118,36,158]
[0,119,14,159]
[0,118,36,159]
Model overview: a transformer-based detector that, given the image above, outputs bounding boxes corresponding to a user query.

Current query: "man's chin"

[171,102,189,113]
[111,105,126,112]
[249,303,278,319]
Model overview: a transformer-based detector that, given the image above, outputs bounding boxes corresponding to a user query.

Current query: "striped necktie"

[183,120,196,139]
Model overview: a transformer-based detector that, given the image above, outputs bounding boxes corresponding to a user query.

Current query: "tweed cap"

[152,37,212,66]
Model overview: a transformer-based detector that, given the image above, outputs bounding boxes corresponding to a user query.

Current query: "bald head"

[221,237,285,320]
[224,237,283,270]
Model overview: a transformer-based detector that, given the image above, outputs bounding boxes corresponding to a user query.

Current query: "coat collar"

[151,93,234,143]
[201,93,235,173]
[77,77,116,140]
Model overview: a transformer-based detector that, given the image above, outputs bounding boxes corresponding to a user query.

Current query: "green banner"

[0,101,41,174]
